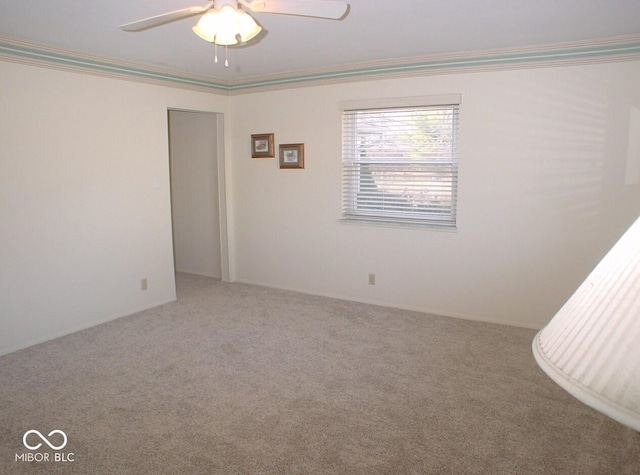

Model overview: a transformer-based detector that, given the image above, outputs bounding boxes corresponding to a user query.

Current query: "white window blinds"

[341,100,460,228]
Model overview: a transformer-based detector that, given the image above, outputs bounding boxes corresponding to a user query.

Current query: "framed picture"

[279,143,304,169]
[251,133,275,158]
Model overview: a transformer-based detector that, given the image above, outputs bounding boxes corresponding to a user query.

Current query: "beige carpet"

[1,273,638,474]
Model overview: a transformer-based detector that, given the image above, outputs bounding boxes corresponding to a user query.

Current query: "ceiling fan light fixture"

[192,3,261,47]
[121,0,349,67]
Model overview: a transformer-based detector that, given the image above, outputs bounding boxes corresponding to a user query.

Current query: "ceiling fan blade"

[242,0,349,19]
[119,6,211,32]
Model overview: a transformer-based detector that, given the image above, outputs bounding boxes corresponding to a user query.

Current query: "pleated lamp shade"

[532,216,640,432]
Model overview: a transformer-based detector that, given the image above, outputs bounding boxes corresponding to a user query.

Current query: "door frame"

[167,108,230,282]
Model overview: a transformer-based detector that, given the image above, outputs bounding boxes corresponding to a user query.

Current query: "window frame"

[340,95,461,230]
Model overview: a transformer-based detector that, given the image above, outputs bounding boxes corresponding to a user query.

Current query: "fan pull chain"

[212,39,229,67]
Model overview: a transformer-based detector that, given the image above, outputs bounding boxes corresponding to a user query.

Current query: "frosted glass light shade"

[215,5,240,45]
[192,11,220,43]
[237,9,262,42]
[533,216,640,432]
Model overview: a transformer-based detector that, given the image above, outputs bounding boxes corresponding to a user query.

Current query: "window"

[341,96,460,228]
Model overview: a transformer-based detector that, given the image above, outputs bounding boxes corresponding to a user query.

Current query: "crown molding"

[227,35,640,94]
[2,35,640,95]
[0,37,230,94]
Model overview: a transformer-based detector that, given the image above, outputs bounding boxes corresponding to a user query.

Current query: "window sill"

[339,217,457,232]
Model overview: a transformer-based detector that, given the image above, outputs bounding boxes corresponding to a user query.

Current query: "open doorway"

[167,109,228,280]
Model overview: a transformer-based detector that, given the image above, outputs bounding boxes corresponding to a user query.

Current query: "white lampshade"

[533,216,640,432]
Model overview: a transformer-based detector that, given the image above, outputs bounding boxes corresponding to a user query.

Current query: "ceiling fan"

[120,0,350,64]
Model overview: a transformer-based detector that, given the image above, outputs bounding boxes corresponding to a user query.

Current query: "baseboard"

[233,278,541,330]
[0,297,177,357]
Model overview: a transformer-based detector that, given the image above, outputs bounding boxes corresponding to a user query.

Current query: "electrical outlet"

[368,273,376,285]
[141,278,148,291]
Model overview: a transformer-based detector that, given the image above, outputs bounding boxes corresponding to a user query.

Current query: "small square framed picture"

[251,133,275,158]
[279,143,304,169]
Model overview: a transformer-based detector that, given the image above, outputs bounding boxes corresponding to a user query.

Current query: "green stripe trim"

[2,37,640,94]
[229,40,640,91]
[0,40,230,92]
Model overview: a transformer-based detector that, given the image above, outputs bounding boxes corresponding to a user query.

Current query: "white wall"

[0,61,229,355]
[2,58,639,356]
[169,110,222,278]
[229,61,640,329]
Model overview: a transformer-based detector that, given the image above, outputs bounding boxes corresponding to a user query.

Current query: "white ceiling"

[1,0,640,82]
